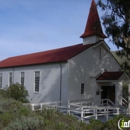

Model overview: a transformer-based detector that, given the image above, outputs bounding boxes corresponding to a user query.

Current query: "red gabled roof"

[96,71,124,80]
[0,42,98,68]
[80,0,107,38]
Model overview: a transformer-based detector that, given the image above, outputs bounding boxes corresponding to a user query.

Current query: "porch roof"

[96,71,125,81]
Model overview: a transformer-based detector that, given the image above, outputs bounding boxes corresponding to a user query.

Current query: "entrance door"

[101,85,115,103]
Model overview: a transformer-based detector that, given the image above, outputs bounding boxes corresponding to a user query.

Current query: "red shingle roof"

[0,42,98,68]
[80,0,107,38]
[96,71,124,80]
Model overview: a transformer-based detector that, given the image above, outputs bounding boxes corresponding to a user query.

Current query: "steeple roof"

[80,0,107,38]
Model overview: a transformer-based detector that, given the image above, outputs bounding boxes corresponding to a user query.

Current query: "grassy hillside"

[0,86,130,130]
[0,94,89,130]
[0,94,130,130]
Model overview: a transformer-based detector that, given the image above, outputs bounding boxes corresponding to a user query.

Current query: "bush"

[0,95,34,129]
[0,98,130,130]
[0,89,130,130]
[4,116,44,130]
[85,119,103,130]
[103,115,130,130]
[37,108,88,130]
[0,83,29,103]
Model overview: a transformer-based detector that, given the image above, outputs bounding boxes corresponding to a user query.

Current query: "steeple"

[80,0,107,45]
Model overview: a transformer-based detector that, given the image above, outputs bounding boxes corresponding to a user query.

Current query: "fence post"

[117,108,119,115]
[106,108,108,121]
[67,101,70,115]
[95,107,97,120]
[81,106,84,121]
[81,101,82,106]
[55,102,57,110]
[40,103,42,111]
[31,104,35,111]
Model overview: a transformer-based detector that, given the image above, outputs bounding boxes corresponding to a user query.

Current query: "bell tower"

[80,0,107,45]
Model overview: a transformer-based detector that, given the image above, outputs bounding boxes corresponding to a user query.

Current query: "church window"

[81,83,84,94]
[34,71,40,92]
[21,72,25,86]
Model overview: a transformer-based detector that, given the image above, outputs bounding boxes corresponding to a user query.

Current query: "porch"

[96,71,130,106]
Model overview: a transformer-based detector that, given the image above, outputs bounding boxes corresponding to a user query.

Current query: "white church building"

[0,0,129,105]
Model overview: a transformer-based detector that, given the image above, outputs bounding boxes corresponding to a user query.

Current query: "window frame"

[21,72,25,86]
[34,71,40,93]
[81,83,84,94]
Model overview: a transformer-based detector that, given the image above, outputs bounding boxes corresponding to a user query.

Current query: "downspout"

[12,68,14,84]
[59,63,62,103]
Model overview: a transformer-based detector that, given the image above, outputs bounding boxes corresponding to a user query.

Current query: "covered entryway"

[96,71,130,106]
[101,85,115,103]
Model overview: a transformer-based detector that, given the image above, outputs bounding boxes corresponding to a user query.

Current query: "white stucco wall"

[68,42,121,101]
[0,42,123,103]
[0,62,68,103]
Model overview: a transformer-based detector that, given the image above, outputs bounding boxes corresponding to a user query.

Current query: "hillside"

[0,94,89,130]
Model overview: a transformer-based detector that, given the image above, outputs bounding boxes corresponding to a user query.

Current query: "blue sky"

[0,0,118,60]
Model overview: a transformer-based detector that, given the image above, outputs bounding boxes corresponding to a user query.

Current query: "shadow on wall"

[68,46,120,100]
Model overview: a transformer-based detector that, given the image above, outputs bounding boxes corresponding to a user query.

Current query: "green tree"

[98,0,130,75]
[98,0,130,51]
[1,83,29,103]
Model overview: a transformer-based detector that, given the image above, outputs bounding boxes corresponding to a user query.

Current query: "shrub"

[4,116,44,130]
[85,118,103,130]
[38,108,88,130]
[0,95,34,129]
[1,91,130,130]
[0,83,29,103]
[103,115,130,130]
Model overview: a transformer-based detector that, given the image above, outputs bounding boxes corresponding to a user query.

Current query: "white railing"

[98,98,115,106]
[67,104,119,121]
[24,98,121,122]
[118,96,128,108]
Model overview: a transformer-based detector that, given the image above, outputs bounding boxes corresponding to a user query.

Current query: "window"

[96,89,100,95]
[81,83,84,94]
[0,73,2,88]
[21,72,25,86]
[34,71,40,92]
[9,72,12,86]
